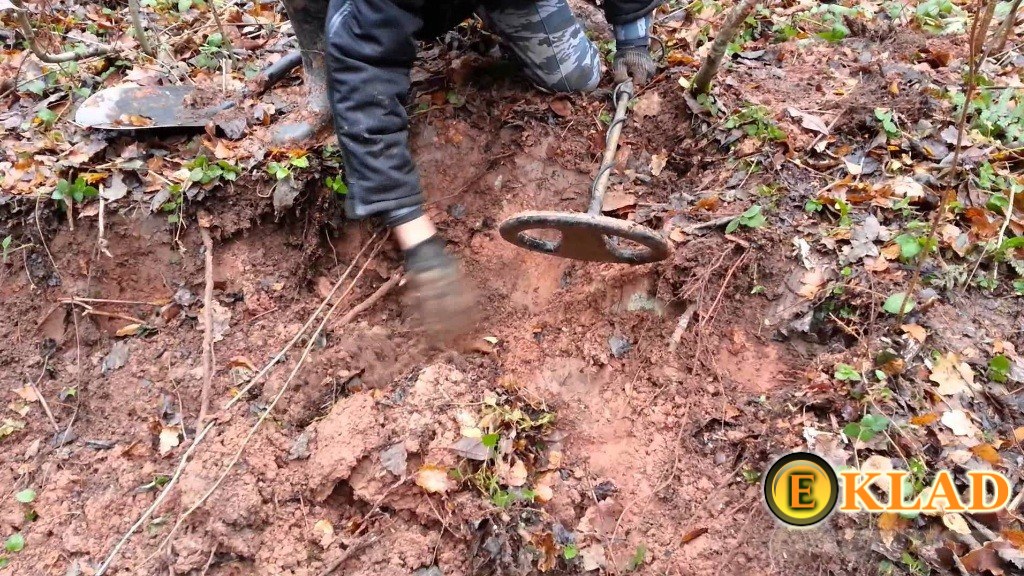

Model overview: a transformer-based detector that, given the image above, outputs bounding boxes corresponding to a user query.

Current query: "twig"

[331,274,402,329]
[690,0,759,95]
[897,0,992,323]
[700,248,748,330]
[668,302,698,352]
[681,214,741,235]
[95,234,381,576]
[992,0,1022,53]
[12,0,112,63]
[151,238,388,562]
[318,533,384,576]
[966,184,1017,286]
[33,191,59,280]
[196,226,215,429]
[28,357,59,433]
[98,188,112,258]
[128,0,155,57]
[209,0,234,55]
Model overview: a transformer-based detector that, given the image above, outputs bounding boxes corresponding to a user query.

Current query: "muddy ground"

[2,1,1024,575]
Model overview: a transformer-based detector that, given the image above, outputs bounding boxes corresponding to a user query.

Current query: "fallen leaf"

[116,114,154,127]
[580,545,606,571]
[549,97,572,118]
[1002,529,1024,548]
[415,465,452,494]
[941,410,981,437]
[797,269,827,299]
[910,413,938,426]
[535,472,556,503]
[503,458,528,487]
[101,172,128,202]
[12,385,38,403]
[115,323,144,337]
[601,191,637,213]
[862,455,894,494]
[965,207,1000,238]
[971,444,1002,465]
[380,443,408,476]
[901,324,928,342]
[942,512,971,535]
[313,518,334,547]
[227,356,257,371]
[649,153,667,177]
[450,437,489,461]
[681,527,709,544]
[1015,427,1024,443]
[158,426,180,455]
[930,352,977,396]
[787,107,830,135]
[633,92,662,118]
[878,512,906,547]
[198,301,232,343]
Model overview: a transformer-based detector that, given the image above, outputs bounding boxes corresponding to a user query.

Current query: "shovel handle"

[587,81,634,215]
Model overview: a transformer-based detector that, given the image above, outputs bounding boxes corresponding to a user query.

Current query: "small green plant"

[834,363,862,382]
[185,155,240,186]
[988,355,1011,383]
[562,543,579,560]
[874,108,900,139]
[843,413,890,442]
[894,233,924,261]
[4,533,24,553]
[741,468,761,484]
[36,108,58,129]
[266,153,311,181]
[1014,280,1024,295]
[914,0,967,35]
[805,198,824,213]
[725,205,767,233]
[325,176,348,195]
[1,236,12,263]
[724,105,786,142]
[14,489,35,504]
[52,177,98,208]
[883,292,915,315]
[626,545,647,571]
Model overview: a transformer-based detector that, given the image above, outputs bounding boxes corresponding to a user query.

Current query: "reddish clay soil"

[0,9,991,576]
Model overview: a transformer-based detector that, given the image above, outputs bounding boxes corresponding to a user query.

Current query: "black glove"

[403,236,478,343]
[613,45,656,85]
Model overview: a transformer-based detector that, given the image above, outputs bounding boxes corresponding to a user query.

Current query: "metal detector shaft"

[587,81,634,214]
[497,80,670,265]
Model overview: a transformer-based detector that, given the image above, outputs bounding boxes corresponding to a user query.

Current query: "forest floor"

[1,0,1024,575]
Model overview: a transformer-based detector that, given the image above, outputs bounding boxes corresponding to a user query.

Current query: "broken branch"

[690,0,759,95]
[12,0,112,64]
[196,225,215,430]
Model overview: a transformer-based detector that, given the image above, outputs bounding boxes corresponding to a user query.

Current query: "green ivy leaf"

[989,355,1011,383]
[289,155,310,168]
[883,292,915,315]
[481,433,499,448]
[834,363,862,382]
[14,489,35,504]
[563,543,579,560]
[4,533,24,553]
[895,234,922,260]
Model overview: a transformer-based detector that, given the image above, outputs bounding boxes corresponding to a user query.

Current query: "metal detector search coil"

[499,81,670,265]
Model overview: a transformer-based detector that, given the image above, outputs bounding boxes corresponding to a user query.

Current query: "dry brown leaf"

[12,385,39,403]
[116,323,143,337]
[415,465,452,494]
[965,207,1000,238]
[504,458,528,487]
[786,107,829,135]
[798,269,827,299]
[942,512,971,535]
[158,426,180,455]
[548,97,572,118]
[930,352,976,396]
[1015,427,1024,443]
[313,518,334,547]
[901,324,928,342]
[649,153,667,177]
[941,410,980,437]
[694,196,720,211]
[878,512,906,547]
[971,443,1002,465]
[601,191,637,213]
[633,92,662,118]
[861,455,894,494]
[910,413,939,426]
[116,114,154,127]
[962,542,1008,575]
[1002,529,1024,549]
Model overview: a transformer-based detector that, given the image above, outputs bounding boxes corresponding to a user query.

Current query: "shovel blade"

[75,85,232,130]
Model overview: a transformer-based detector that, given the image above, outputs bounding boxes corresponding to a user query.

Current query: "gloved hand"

[403,236,478,343]
[612,13,655,85]
[612,45,656,85]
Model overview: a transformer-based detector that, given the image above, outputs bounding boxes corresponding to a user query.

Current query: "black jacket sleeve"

[325,0,425,225]
[602,0,661,25]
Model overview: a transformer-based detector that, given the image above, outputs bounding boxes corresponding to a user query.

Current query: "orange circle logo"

[763,452,838,527]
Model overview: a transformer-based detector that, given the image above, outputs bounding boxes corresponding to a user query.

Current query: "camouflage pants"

[482,0,602,92]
